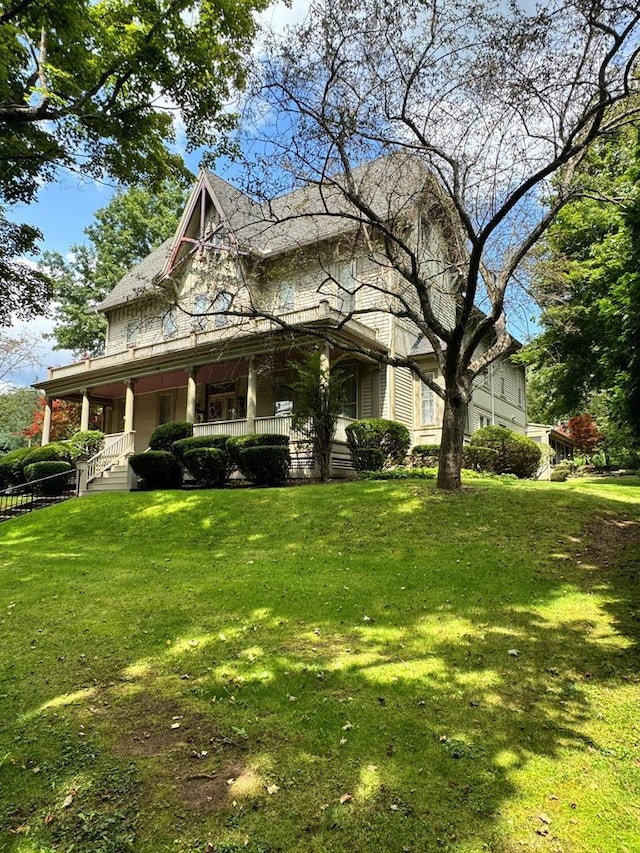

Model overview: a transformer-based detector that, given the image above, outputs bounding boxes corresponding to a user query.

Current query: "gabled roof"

[98,153,454,311]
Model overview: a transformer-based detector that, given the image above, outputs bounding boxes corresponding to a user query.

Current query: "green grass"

[1,476,639,853]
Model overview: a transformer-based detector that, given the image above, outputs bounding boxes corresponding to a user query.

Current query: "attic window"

[213,291,232,328]
[162,306,178,339]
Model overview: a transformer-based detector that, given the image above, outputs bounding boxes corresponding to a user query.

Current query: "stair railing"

[85,431,136,485]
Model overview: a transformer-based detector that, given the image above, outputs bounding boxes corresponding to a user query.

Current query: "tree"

[566,413,603,459]
[521,125,640,439]
[45,180,188,356]
[0,386,39,452]
[290,350,347,483]
[220,0,640,491]
[0,329,43,385]
[23,397,85,444]
[0,0,269,322]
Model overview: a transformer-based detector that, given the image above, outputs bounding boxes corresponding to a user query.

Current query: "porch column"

[246,356,257,433]
[41,397,52,446]
[80,388,91,431]
[186,367,197,424]
[124,379,136,433]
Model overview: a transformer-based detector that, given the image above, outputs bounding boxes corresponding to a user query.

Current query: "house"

[35,157,528,489]
[526,423,577,479]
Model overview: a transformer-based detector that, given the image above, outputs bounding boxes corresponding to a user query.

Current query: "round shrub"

[129,451,182,489]
[345,418,410,468]
[462,445,499,472]
[23,460,73,495]
[239,445,291,486]
[0,446,34,488]
[171,434,232,464]
[22,442,73,467]
[183,448,227,487]
[67,430,105,461]
[470,426,541,478]
[351,447,386,473]
[227,434,290,474]
[550,468,569,482]
[148,421,193,452]
[411,444,440,467]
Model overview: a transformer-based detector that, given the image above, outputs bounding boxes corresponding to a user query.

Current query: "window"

[341,370,358,419]
[126,321,138,346]
[276,281,295,312]
[192,293,210,331]
[420,373,436,424]
[162,306,177,339]
[213,291,232,329]
[158,393,173,424]
[332,259,358,314]
[479,414,491,429]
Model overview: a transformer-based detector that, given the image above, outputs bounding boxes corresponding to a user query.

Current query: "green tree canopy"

[0,0,269,323]
[523,125,640,439]
[44,179,188,356]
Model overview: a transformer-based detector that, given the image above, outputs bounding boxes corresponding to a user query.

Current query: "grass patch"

[1,476,639,852]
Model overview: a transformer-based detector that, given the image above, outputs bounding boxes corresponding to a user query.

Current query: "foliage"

[67,430,105,461]
[239,445,291,486]
[226,433,289,475]
[345,419,411,469]
[290,351,347,482]
[566,414,603,459]
[470,426,541,479]
[411,445,441,467]
[0,386,38,451]
[23,460,73,495]
[129,451,182,490]
[462,445,499,472]
[0,212,52,325]
[522,125,640,438]
[1,479,640,851]
[350,446,386,473]
[148,421,193,452]
[358,465,438,480]
[22,442,74,468]
[171,434,231,465]
[0,0,269,319]
[23,397,83,443]
[45,181,188,356]
[183,447,227,487]
[0,329,43,384]
[550,468,569,482]
[0,445,33,488]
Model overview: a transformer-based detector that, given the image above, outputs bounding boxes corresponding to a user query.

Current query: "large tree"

[522,125,640,439]
[0,0,269,323]
[45,179,188,356]
[225,0,640,490]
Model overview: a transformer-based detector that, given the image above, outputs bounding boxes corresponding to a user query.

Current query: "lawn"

[0,476,639,852]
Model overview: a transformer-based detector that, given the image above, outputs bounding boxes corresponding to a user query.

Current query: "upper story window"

[192,293,210,331]
[162,306,178,339]
[126,320,139,347]
[332,259,358,314]
[213,291,232,329]
[276,281,296,312]
[420,373,436,425]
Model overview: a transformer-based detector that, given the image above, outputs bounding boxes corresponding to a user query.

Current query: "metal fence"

[0,469,80,522]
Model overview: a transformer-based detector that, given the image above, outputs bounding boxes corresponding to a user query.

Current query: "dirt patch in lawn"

[574,513,640,572]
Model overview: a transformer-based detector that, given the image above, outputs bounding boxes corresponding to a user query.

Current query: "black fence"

[0,469,80,522]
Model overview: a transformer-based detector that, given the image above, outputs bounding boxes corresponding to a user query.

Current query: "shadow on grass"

[0,480,639,851]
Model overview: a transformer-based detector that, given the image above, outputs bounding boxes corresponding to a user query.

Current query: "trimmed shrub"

[129,451,182,489]
[470,426,541,479]
[227,434,289,475]
[183,448,227,487]
[345,418,411,468]
[23,461,73,495]
[462,445,499,472]
[359,466,437,480]
[67,430,105,461]
[171,434,232,464]
[0,446,34,488]
[351,447,386,472]
[550,467,569,482]
[22,442,73,467]
[240,445,291,486]
[411,444,440,467]
[148,421,193,452]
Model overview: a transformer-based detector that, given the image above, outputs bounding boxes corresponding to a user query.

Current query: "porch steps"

[85,463,131,493]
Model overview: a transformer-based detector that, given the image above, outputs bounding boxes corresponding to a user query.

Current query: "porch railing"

[193,414,355,442]
[0,469,80,522]
[85,430,136,484]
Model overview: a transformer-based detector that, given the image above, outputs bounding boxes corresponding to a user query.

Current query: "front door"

[206,393,237,422]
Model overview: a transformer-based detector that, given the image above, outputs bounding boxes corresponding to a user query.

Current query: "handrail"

[85,431,136,484]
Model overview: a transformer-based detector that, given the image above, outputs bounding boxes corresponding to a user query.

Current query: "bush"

[171,434,232,464]
[240,445,291,486]
[470,426,541,479]
[22,442,73,468]
[358,466,437,480]
[550,468,569,482]
[67,430,105,461]
[23,461,74,495]
[183,448,227,487]
[0,446,34,488]
[351,447,386,472]
[148,421,193,452]
[226,434,289,475]
[411,444,440,467]
[129,451,183,489]
[462,445,499,472]
[345,419,411,468]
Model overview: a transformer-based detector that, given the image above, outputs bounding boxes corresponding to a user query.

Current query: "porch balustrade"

[85,430,136,484]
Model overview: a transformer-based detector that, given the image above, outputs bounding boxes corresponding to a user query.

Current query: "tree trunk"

[436,386,468,491]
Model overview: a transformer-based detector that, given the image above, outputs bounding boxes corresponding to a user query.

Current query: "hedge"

[226,434,289,475]
[183,448,227,488]
[411,444,440,467]
[469,426,541,479]
[239,445,291,486]
[0,446,34,488]
[129,451,183,489]
[171,434,232,465]
[345,419,411,468]
[67,430,105,461]
[23,461,74,495]
[462,445,499,472]
[351,447,386,473]
[22,442,73,467]
[148,421,193,452]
